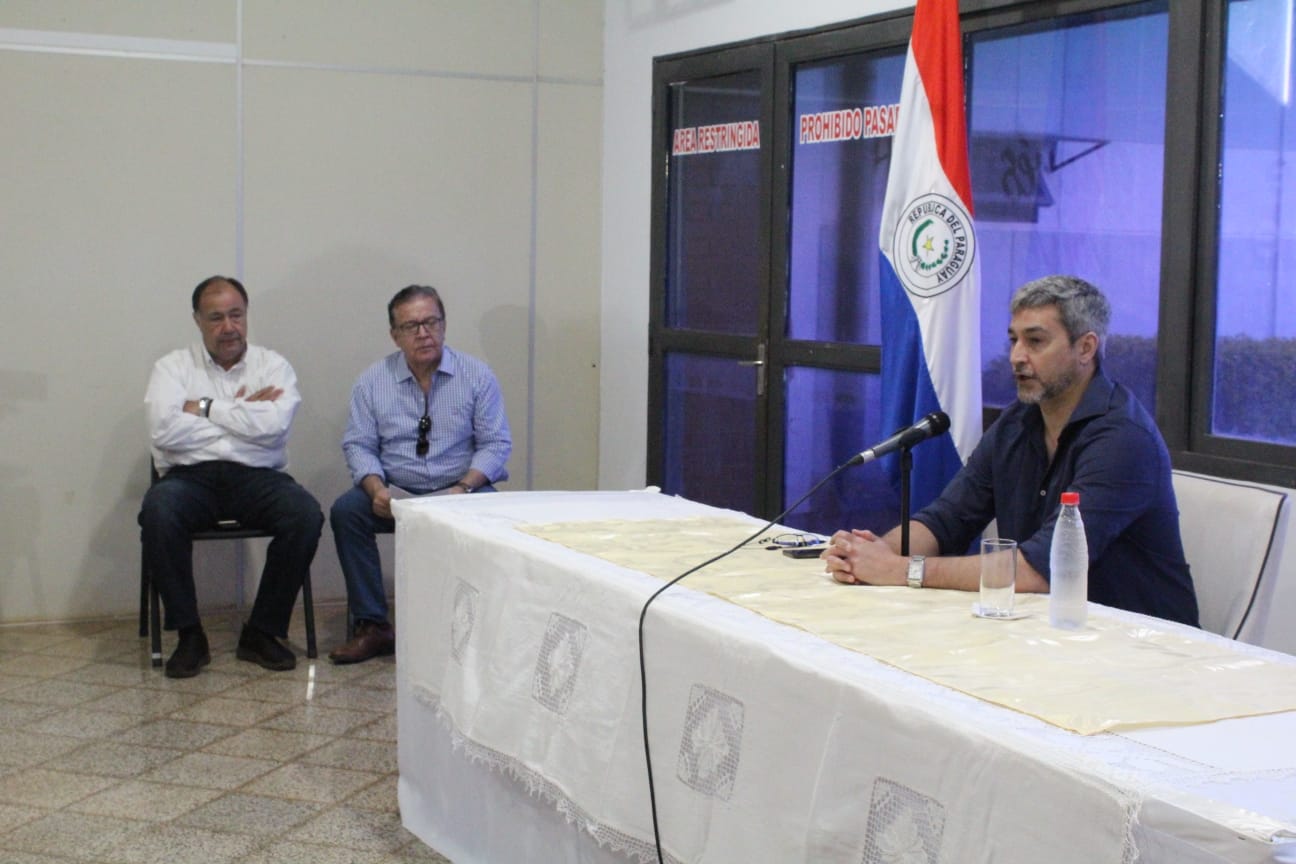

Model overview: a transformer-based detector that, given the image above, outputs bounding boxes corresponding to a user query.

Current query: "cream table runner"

[519,515,1296,735]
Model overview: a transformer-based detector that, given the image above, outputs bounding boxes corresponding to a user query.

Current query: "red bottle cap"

[1060,491,1080,505]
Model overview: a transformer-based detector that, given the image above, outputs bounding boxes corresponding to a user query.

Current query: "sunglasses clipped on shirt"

[416,414,431,456]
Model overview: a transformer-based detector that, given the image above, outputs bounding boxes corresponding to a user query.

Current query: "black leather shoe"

[236,623,296,672]
[165,627,210,679]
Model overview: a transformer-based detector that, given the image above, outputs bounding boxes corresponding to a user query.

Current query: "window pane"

[1214,0,1296,445]
[787,50,905,344]
[782,366,898,534]
[666,70,763,335]
[663,352,757,514]
[969,3,1168,413]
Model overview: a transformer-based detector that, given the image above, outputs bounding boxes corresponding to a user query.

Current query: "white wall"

[0,0,603,624]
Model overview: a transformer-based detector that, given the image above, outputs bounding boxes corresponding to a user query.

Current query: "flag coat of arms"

[878,0,981,512]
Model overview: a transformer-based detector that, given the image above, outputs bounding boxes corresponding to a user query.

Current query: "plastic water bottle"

[1048,491,1088,629]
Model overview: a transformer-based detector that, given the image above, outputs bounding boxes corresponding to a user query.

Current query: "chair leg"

[149,578,163,668]
[233,539,246,618]
[302,571,318,659]
[139,544,149,639]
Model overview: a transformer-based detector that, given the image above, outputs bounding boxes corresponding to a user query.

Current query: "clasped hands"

[821,528,906,586]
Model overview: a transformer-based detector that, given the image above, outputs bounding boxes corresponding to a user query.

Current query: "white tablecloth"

[394,490,1296,864]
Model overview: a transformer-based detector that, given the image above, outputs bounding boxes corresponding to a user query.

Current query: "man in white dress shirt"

[138,275,323,678]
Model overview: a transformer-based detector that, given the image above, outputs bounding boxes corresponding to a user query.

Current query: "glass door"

[649,46,773,516]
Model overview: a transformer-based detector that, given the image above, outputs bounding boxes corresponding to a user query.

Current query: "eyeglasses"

[758,533,822,550]
[395,316,445,336]
[416,414,431,456]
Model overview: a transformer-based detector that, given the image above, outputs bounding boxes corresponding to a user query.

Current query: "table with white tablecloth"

[393,490,1296,864]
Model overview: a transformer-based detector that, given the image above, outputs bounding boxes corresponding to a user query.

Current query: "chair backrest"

[1172,470,1287,638]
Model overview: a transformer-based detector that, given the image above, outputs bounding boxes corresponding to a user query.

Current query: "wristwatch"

[454,481,474,494]
[906,555,926,589]
[198,397,212,418]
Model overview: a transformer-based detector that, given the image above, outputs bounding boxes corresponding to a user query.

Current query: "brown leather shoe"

[328,620,395,665]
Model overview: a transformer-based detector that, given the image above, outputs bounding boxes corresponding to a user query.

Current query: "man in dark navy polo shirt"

[822,275,1199,626]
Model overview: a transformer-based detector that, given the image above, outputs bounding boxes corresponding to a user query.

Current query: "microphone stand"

[898,446,913,557]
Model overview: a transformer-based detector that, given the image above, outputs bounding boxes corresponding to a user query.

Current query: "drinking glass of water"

[978,538,1017,618]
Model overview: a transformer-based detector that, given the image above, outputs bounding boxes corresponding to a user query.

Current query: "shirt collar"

[196,342,247,374]
[1017,367,1114,435]
[1067,367,1115,427]
[392,345,458,383]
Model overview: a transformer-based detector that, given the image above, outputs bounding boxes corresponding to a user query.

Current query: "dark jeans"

[330,482,496,624]
[139,461,323,637]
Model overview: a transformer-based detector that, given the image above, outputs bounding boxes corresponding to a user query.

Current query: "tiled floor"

[0,607,452,864]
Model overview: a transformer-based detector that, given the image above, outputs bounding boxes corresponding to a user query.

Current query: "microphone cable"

[635,457,856,864]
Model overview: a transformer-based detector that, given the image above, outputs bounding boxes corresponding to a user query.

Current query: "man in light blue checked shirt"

[328,284,512,664]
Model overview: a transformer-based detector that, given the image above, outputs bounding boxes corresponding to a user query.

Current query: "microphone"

[848,412,950,466]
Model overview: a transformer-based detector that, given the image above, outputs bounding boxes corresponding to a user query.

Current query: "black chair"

[139,465,318,667]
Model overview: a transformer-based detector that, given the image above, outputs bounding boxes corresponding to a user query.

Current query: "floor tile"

[350,712,398,742]
[261,703,374,736]
[169,696,288,727]
[0,767,117,808]
[44,741,180,778]
[312,685,397,714]
[0,654,91,680]
[4,810,147,859]
[98,823,260,864]
[26,707,142,740]
[243,840,393,864]
[0,730,84,768]
[217,676,324,705]
[1,678,114,707]
[301,737,399,774]
[0,631,80,654]
[79,687,199,717]
[0,700,57,731]
[288,805,407,853]
[175,791,324,836]
[0,615,455,864]
[382,839,454,863]
[114,718,236,751]
[0,674,40,696]
[345,776,399,813]
[0,801,45,832]
[1,850,86,863]
[37,636,140,662]
[58,661,156,687]
[134,668,247,696]
[200,726,332,761]
[138,752,277,791]
[66,779,222,822]
[242,762,382,804]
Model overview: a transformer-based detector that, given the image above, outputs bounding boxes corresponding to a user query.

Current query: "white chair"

[1172,469,1287,638]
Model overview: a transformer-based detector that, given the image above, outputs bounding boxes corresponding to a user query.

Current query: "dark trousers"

[329,482,497,625]
[139,461,323,637]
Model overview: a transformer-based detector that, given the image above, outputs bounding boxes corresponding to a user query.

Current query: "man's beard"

[1016,369,1075,405]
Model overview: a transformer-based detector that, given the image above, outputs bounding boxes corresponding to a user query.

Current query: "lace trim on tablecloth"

[411,682,683,864]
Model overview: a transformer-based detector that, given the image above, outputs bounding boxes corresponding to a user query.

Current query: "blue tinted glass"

[969,3,1168,412]
[1214,0,1296,445]
[788,51,905,344]
[666,71,763,335]
[782,367,898,534]
[664,352,758,514]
